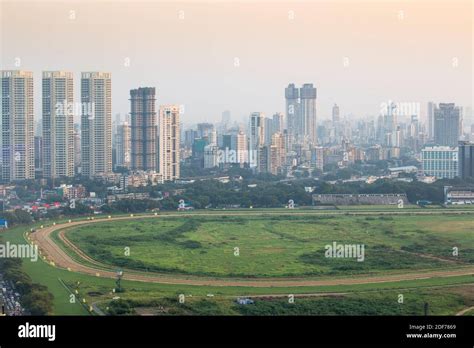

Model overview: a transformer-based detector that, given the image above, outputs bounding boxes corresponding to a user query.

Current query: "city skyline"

[1,1,474,331]
[1,67,471,178]
[1,1,472,123]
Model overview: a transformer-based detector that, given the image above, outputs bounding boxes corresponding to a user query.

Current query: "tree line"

[0,250,54,315]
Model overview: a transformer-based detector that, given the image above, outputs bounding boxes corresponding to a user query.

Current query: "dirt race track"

[29,212,474,288]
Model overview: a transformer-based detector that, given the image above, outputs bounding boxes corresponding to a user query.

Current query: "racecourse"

[29,209,474,288]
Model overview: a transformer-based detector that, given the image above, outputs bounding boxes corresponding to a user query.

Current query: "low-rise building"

[107,192,151,203]
[444,186,474,205]
[58,184,87,200]
[313,193,408,205]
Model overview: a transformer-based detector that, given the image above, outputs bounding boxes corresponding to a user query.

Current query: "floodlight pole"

[115,269,123,292]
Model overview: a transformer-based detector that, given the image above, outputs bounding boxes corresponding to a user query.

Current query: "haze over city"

[1,0,472,124]
[1,1,474,345]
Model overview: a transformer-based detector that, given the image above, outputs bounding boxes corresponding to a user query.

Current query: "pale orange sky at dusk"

[0,0,472,124]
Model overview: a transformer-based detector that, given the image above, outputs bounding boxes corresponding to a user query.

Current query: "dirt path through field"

[456,306,474,316]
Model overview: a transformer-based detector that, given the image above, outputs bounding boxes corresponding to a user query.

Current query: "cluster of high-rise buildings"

[1,71,473,184]
[113,91,181,182]
[0,71,180,184]
[182,83,317,176]
[421,104,473,179]
[183,111,288,175]
[181,91,473,181]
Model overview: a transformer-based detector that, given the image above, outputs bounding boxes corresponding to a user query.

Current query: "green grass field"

[65,214,474,278]
[93,284,474,316]
[2,209,474,315]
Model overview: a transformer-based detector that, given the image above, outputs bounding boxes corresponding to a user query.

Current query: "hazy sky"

[1,0,472,125]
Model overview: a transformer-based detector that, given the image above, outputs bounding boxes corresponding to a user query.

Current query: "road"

[29,212,474,288]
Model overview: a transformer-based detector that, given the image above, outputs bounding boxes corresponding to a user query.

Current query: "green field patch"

[299,244,444,274]
[234,289,469,316]
[2,213,474,316]
[62,214,474,278]
[100,286,474,316]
